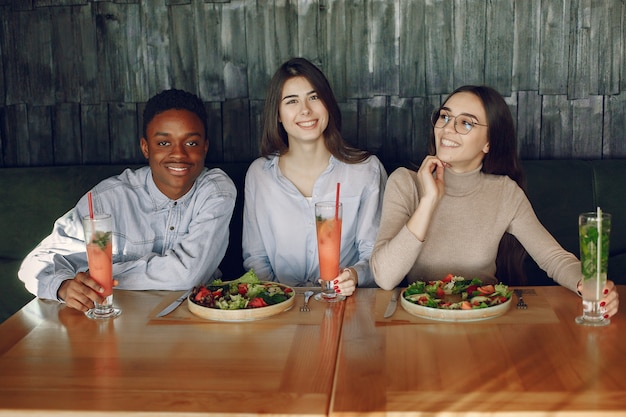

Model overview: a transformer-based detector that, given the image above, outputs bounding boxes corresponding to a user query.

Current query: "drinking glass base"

[314,292,346,303]
[85,307,122,320]
[575,315,610,326]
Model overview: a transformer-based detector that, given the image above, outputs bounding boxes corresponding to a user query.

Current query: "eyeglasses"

[431,110,488,135]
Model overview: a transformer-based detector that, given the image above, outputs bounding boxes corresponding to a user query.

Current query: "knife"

[156,288,193,317]
[383,287,402,318]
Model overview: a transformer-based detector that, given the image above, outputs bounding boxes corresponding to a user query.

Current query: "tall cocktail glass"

[575,211,611,326]
[82,214,121,319]
[314,202,345,302]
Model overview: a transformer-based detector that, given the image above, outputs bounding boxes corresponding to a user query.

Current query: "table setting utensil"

[156,288,193,317]
[383,287,401,318]
[514,289,527,309]
[300,291,314,312]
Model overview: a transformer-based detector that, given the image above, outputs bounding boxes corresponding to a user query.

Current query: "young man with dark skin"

[19,89,236,313]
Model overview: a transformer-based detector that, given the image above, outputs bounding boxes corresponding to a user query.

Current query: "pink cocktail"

[314,202,345,302]
[82,214,121,319]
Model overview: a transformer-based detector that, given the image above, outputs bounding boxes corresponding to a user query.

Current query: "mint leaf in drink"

[91,231,111,250]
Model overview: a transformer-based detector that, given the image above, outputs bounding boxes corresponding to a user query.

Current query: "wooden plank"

[76,2,99,104]
[567,0,590,99]
[453,0,486,87]
[344,0,369,98]
[50,5,81,103]
[19,8,54,106]
[81,103,111,164]
[169,2,199,95]
[539,0,570,95]
[398,0,425,97]
[195,1,225,101]
[0,7,20,105]
[2,104,29,166]
[338,99,358,149]
[571,95,603,158]
[27,105,54,166]
[109,102,142,164]
[0,8,6,105]
[34,0,88,7]
[222,98,251,162]
[244,0,275,100]
[222,0,249,99]
[369,0,398,96]
[295,0,320,61]
[273,0,298,65]
[412,94,441,161]
[141,0,171,100]
[424,0,453,95]
[386,96,413,164]
[319,0,347,101]
[205,101,224,164]
[95,2,146,102]
[589,0,621,95]
[53,102,81,164]
[357,96,386,155]
[485,0,513,95]
[512,0,540,91]
[603,93,626,158]
[540,94,572,158]
[516,90,542,159]
[248,99,264,160]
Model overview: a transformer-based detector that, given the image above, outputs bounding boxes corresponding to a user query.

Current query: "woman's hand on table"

[323,267,358,297]
[578,279,619,318]
[57,272,119,312]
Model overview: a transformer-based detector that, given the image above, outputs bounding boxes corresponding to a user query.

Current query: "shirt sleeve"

[112,174,236,290]
[348,157,387,287]
[370,168,425,289]
[18,208,89,300]
[507,190,581,292]
[242,162,276,281]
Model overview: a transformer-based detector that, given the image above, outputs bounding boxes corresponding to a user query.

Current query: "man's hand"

[57,272,107,312]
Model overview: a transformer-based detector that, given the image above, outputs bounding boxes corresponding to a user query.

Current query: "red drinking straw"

[335,182,341,220]
[87,191,95,219]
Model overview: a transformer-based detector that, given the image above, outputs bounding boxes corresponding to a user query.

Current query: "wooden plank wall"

[0,0,625,169]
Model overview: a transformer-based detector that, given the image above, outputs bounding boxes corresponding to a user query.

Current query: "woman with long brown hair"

[371,85,618,318]
[243,57,387,296]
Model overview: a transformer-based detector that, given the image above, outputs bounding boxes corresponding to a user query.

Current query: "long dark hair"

[430,85,528,285]
[260,57,369,163]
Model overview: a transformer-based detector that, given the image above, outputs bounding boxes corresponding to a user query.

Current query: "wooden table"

[332,286,626,416]
[1,286,625,416]
[0,288,344,416]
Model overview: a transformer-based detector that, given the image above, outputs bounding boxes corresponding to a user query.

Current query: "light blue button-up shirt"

[19,166,236,300]
[242,154,387,287]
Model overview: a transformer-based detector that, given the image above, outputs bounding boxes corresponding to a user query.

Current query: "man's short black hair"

[142,89,208,139]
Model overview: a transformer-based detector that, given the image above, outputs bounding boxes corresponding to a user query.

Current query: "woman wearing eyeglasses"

[370,85,619,318]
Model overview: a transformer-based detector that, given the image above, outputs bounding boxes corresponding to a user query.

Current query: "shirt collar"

[443,165,483,196]
[146,171,196,210]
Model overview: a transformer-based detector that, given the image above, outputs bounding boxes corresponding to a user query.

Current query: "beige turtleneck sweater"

[371,166,581,292]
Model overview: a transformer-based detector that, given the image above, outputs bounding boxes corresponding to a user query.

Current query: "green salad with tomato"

[190,270,294,310]
[403,274,512,310]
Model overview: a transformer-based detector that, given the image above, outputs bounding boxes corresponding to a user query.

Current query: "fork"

[300,291,314,312]
[514,289,527,309]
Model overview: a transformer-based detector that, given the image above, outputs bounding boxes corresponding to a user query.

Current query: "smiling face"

[140,109,209,200]
[278,76,329,146]
[435,91,490,173]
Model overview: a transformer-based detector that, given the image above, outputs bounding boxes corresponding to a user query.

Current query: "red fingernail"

[333,285,338,290]
[604,314,609,319]
[335,289,340,293]
[600,301,606,307]
[334,280,339,284]
[603,289,609,295]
